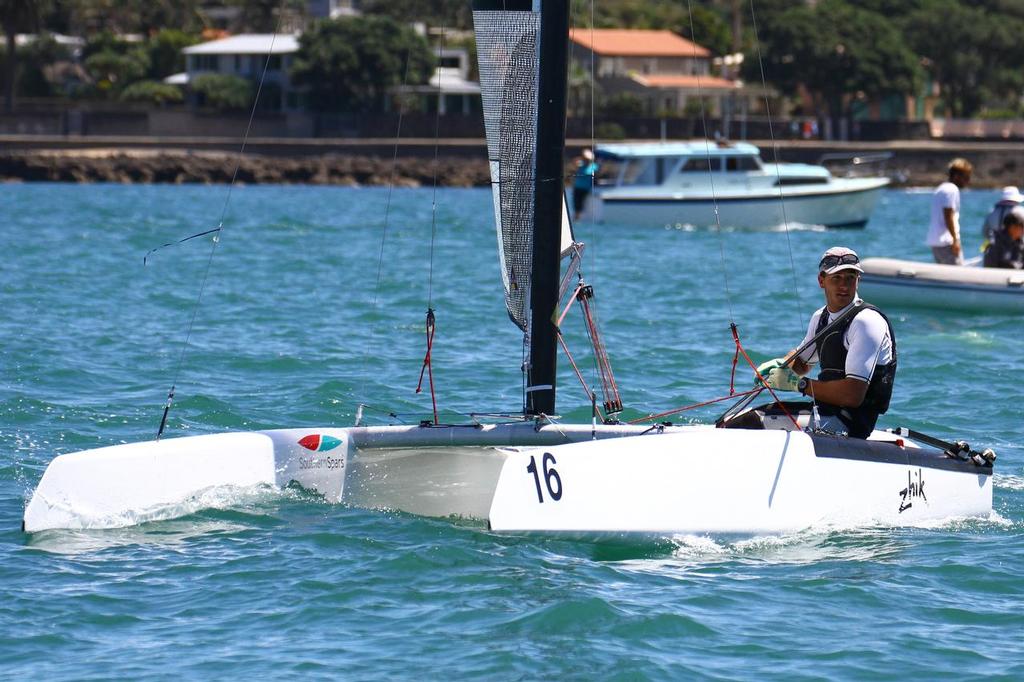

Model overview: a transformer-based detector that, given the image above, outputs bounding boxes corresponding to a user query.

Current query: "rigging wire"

[747,0,805,330]
[153,13,286,440]
[685,0,735,324]
[359,47,414,409]
[415,24,450,425]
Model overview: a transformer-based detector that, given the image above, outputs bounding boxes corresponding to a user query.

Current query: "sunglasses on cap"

[819,253,860,270]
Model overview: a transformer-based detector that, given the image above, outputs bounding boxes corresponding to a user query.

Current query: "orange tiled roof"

[569,28,710,57]
[634,74,739,90]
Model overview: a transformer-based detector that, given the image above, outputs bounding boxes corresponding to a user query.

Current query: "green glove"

[764,366,800,391]
[755,357,800,391]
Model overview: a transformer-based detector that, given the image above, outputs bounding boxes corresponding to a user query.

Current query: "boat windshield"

[619,157,680,186]
[724,155,761,171]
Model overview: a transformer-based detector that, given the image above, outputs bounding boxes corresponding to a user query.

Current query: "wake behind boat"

[590,141,890,229]
[859,257,1024,312]
[23,0,993,536]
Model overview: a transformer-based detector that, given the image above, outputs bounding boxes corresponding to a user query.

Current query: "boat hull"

[24,423,992,535]
[859,257,1024,312]
[592,179,888,229]
[489,429,991,534]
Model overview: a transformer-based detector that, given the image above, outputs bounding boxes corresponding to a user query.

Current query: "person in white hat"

[980,185,1024,249]
[755,246,897,439]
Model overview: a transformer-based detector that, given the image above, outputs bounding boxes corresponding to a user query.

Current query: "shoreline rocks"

[0,150,491,187]
[2,145,1023,188]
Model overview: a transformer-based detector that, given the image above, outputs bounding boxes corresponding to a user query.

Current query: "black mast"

[526,0,570,416]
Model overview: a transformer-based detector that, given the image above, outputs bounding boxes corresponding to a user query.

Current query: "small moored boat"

[590,141,890,229]
[859,257,1024,312]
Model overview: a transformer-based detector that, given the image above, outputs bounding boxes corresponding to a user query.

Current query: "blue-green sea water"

[2,183,1022,679]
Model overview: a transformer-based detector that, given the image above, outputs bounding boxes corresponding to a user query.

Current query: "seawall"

[3,136,1023,188]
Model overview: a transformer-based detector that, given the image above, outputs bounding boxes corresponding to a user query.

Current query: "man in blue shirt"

[572,148,599,220]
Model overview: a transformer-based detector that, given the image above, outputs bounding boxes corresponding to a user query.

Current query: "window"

[621,157,676,185]
[192,55,219,71]
[678,156,715,172]
[724,156,760,171]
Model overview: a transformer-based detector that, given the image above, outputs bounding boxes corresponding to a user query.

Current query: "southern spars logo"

[297,434,345,471]
[298,434,342,452]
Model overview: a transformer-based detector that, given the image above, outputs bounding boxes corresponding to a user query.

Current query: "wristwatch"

[797,377,811,396]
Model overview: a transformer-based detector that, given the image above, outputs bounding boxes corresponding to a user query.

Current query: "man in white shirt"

[926,158,972,264]
[757,247,897,438]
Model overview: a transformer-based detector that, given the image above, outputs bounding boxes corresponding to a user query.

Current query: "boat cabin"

[596,141,831,189]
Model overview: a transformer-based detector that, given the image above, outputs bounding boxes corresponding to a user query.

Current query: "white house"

[178,34,302,111]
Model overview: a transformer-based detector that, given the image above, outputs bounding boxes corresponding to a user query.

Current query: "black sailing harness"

[812,302,897,439]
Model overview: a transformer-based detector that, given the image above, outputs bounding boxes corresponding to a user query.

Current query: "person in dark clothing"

[983,206,1024,270]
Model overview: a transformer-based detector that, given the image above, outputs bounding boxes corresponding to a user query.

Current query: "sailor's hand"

[755,358,784,386]
[755,358,800,391]
[764,366,800,391]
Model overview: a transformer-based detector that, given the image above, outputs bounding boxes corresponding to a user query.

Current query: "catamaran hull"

[488,429,991,534]
[24,423,991,535]
[591,181,888,229]
[859,257,1024,312]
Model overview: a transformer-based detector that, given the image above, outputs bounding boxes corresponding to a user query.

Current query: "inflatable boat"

[859,257,1024,312]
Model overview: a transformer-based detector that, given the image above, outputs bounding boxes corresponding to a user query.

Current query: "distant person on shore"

[983,206,1024,269]
[927,158,972,265]
[572,148,599,220]
[981,185,1023,250]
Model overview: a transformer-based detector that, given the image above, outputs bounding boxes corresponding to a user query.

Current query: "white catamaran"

[24,0,993,535]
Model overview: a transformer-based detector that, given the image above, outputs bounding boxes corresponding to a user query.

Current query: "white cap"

[818,246,863,275]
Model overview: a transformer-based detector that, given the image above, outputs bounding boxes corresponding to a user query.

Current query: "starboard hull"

[24,423,992,535]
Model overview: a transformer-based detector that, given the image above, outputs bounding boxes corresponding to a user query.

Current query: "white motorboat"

[24,0,993,535]
[589,141,890,229]
[859,257,1024,312]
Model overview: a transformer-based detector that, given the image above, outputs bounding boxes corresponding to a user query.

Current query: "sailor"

[757,247,897,439]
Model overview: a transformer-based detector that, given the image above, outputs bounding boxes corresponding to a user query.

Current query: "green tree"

[82,31,150,98]
[63,0,205,35]
[147,29,199,80]
[191,72,252,110]
[899,0,1024,117]
[1,0,49,111]
[361,0,473,31]
[226,0,306,32]
[745,0,920,122]
[291,16,434,113]
[120,79,183,105]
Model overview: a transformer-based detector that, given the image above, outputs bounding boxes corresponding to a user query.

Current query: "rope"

[359,47,414,403]
[748,0,804,331]
[153,8,286,440]
[628,388,762,424]
[685,0,734,324]
[411,25,448,425]
[415,308,439,424]
[557,332,605,422]
[730,324,800,427]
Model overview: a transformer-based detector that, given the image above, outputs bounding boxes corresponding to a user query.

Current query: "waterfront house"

[179,34,302,112]
[568,28,750,117]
